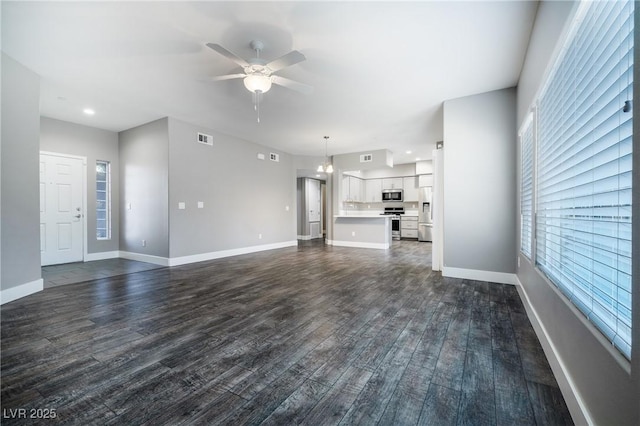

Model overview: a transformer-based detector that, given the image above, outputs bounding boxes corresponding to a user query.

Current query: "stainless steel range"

[380,207,405,240]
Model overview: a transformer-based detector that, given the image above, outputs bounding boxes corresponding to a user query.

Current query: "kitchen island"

[329,214,392,249]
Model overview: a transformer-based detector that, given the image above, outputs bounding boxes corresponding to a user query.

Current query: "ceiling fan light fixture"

[243,74,272,93]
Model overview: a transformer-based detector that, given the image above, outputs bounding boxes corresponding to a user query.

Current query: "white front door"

[40,153,84,266]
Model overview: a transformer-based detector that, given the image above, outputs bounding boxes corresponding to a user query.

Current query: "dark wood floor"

[1,240,572,425]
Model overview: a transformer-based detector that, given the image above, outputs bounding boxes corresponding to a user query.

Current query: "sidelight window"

[96,160,111,240]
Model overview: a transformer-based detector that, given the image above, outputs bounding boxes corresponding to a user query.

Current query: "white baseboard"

[0,278,44,305]
[442,266,517,285]
[119,251,170,266]
[297,235,312,240]
[515,277,591,426]
[168,240,298,267]
[327,239,390,250]
[85,251,120,262]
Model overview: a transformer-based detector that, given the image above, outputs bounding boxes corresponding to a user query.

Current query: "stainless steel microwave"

[382,189,403,202]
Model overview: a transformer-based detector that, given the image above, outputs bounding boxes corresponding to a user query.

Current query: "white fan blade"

[271,75,313,95]
[206,43,250,68]
[211,73,246,81]
[266,50,306,72]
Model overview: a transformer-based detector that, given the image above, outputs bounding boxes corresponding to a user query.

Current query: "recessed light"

[416,157,421,161]
[83,108,95,115]
[406,150,412,154]
[315,174,321,178]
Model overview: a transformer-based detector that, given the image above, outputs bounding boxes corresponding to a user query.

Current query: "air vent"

[270,153,280,162]
[197,132,213,146]
[360,154,373,163]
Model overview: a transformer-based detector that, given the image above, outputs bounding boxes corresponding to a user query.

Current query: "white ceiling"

[2,1,537,165]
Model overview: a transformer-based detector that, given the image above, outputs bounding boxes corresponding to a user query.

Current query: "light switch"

[178,202,186,210]
[127,203,132,210]
[198,201,204,209]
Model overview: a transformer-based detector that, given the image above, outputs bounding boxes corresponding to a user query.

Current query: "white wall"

[515,1,640,424]
[442,88,517,283]
[1,54,43,302]
[40,117,120,255]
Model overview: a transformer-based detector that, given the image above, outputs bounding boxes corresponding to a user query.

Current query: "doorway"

[39,152,85,266]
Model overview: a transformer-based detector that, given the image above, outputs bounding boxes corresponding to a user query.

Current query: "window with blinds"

[535,0,633,359]
[520,114,534,259]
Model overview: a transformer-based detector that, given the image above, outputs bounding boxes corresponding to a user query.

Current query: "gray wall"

[118,118,169,257]
[1,54,42,293]
[167,117,296,258]
[333,149,392,171]
[40,117,120,254]
[516,1,639,424]
[517,0,576,125]
[442,88,517,274]
[361,163,416,179]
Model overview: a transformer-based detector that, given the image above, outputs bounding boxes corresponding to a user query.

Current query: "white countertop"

[334,214,391,218]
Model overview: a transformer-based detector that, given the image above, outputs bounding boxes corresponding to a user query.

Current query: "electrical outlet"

[142,239,146,247]
[351,231,356,237]
[258,233,262,239]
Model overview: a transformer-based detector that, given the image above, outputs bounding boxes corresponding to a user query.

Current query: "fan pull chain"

[253,90,263,123]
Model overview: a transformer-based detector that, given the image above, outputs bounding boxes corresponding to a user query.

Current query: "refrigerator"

[418,187,433,242]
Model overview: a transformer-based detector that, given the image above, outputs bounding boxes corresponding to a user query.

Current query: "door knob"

[74,214,82,219]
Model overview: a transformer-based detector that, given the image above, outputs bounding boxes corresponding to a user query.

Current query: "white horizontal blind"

[520,114,534,259]
[536,0,633,358]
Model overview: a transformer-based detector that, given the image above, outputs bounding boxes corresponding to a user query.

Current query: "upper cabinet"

[342,175,364,202]
[342,173,421,203]
[418,174,433,187]
[403,176,419,202]
[365,179,382,203]
[381,177,403,190]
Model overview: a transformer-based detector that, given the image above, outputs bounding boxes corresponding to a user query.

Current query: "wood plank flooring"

[1,240,573,425]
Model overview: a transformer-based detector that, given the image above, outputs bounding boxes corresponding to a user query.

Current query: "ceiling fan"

[207,40,313,96]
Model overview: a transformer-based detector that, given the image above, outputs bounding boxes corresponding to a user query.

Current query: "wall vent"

[269,153,280,162]
[360,154,373,163]
[197,132,213,146]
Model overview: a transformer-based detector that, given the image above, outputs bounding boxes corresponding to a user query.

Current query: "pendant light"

[317,136,333,173]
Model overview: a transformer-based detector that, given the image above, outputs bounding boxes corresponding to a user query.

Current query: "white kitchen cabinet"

[365,178,382,202]
[403,176,419,202]
[381,178,403,190]
[401,216,418,239]
[418,174,433,187]
[342,175,364,202]
[342,175,350,201]
[349,176,363,202]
